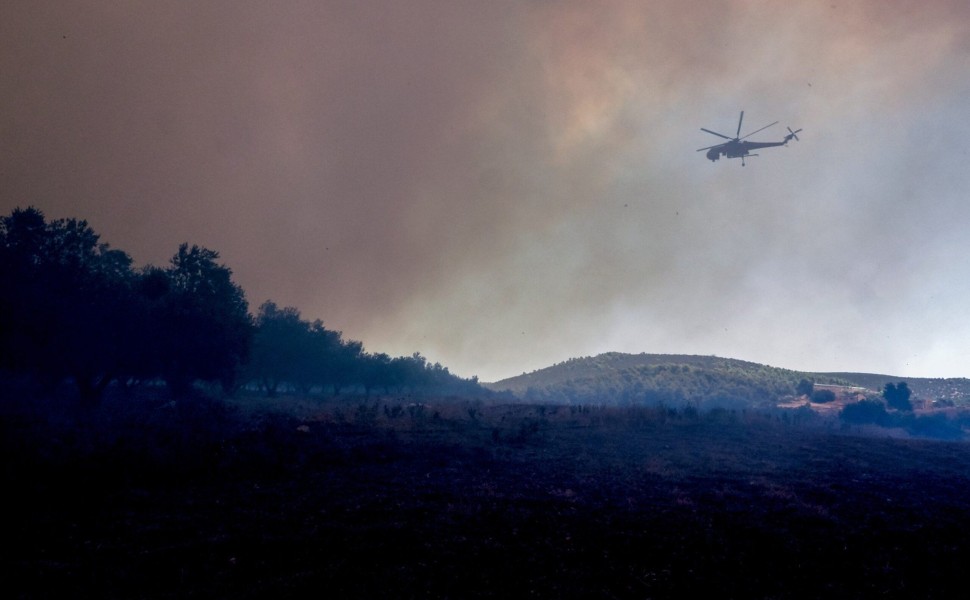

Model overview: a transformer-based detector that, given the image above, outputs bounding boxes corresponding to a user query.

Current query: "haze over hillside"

[486,353,970,407]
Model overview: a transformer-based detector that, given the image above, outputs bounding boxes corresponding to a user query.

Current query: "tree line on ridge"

[0,207,483,406]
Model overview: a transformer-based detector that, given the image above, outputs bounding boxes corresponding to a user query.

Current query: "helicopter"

[697,111,801,166]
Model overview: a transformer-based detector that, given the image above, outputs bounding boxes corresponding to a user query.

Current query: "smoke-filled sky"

[4,1,970,382]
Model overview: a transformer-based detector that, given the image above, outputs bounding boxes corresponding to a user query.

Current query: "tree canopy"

[154,243,252,394]
[1,207,137,405]
[1,206,484,404]
[244,301,480,397]
[883,382,913,411]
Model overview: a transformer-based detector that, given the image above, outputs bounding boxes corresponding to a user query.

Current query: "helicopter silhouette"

[698,111,801,166]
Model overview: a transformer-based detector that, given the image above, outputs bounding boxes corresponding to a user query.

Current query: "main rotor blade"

[737,111,744,138]
[700,128,732,140]
[696,143,724,152]
[739,121,778,140]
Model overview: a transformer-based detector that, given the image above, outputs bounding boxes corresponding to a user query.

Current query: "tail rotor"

[786,127,802,142]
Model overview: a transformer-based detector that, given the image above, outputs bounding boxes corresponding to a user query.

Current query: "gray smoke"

[4,1,970,381]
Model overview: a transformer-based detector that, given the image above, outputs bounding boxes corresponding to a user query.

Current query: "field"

[6,392,970,598]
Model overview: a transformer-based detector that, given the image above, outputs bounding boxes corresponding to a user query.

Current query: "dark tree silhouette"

[248,301,310,396]
[0,207,50,374]
[307,320,348,393]
[359,352,394,395]
[245,301,371,396]
[3,206,484,404]
[840,399,891,426]
[796,379,814,397]
[0,207,137,406]
[810,388,836,404]
[325,339,363,395]
[155,244,251,395]
[883,382,914,411]
[113,266,171,388]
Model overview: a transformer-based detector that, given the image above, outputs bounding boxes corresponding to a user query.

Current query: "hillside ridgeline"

[486,352,970,408]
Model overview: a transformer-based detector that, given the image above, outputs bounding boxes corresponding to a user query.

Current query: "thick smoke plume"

[4,1,970,380]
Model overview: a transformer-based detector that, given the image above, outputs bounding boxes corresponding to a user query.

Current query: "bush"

[840,400,890,426]
[883,382,913,411]
[905,413,964,440]
[811,389,836,404]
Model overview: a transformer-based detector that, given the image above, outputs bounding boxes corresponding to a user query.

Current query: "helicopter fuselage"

[698,112,801,165]
[706,140,788,162]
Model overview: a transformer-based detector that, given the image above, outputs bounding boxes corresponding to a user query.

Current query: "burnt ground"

[5,396,970,598]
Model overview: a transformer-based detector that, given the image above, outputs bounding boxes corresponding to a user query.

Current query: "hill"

[485,352,970,408]
[819,371,970,405]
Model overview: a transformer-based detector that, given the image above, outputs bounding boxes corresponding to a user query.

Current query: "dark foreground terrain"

[5,392,970,598]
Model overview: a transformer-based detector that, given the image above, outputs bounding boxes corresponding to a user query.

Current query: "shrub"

[811,389,836,404]
[796,379,814,397]
[883,382,914,412]
[906,413,964,440]
[840,400,890,426]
